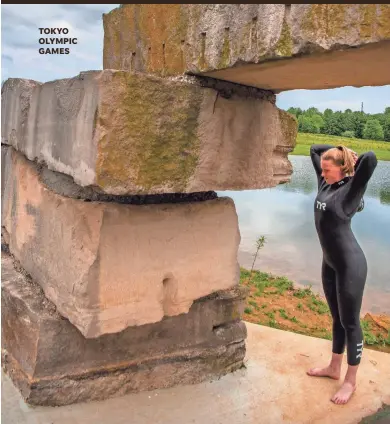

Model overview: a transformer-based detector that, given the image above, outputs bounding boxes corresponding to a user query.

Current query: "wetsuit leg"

[321,260,346,354]
[336,259,367,366]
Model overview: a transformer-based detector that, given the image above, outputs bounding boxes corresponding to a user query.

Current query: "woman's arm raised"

[343,151,378,215]
[310,144,334,178]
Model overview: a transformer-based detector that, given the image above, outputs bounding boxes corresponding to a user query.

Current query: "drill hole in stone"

[162,276,178,316]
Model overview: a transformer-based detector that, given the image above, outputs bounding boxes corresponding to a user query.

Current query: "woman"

[307,144,378,405]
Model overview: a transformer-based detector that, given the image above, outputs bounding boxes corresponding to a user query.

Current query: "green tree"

[363,119,384,140]
[306,107,321,116]
[324,109,333,119]
[372,113,386,128]
[323,112,345,136]
[351,112,367,138]
[285,105,390,138]
[287,107,303,118]
[343,112,356,133]
[311,114,325,132]
[298,115,320,133]
[383,116,390,142]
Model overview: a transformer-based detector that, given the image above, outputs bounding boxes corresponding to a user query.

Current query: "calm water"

[217,156,390,315]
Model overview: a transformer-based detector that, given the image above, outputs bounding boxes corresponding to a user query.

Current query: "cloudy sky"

[2,4,389,114]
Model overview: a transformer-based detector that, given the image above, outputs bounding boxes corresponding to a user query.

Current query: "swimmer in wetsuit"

[307,144,378,405]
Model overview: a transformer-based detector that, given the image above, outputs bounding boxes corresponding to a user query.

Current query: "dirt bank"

[240,268,390,354]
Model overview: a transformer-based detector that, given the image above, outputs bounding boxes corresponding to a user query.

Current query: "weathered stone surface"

[1,253,247,406]
[103,4,390,91]
[1,70,296,195]
[1,146,242,337]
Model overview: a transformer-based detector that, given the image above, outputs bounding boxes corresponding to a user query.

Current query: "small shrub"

[279,309,288,319]
[268,319,278,328]
[342,130,355,138]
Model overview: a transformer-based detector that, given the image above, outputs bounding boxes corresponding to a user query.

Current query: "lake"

[217,155,390,315]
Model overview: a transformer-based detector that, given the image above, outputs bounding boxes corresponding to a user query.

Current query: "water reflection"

[218,156,390,314]
[380,188,390,206]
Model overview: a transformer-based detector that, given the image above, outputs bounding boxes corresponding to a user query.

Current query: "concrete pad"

[2,323,389,424]
[1,70,296,195]
[2,147,241,337]
[103,5,390,91]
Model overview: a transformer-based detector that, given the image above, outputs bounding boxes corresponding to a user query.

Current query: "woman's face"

[321,159,344,184]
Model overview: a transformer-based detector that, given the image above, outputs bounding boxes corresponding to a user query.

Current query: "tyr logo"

[316,201,326,211]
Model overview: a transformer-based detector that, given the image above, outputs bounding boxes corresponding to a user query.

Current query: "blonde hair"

[321,145,355,176]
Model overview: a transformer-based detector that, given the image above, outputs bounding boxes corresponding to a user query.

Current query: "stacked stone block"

[0,70,296,407]
[0,4,311,407]
[103,4,390,91]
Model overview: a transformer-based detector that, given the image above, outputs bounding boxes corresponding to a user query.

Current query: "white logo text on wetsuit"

[316,201,326,211]
[356,341,363,359]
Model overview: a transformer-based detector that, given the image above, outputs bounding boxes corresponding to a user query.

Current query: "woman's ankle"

[329,352,343,370]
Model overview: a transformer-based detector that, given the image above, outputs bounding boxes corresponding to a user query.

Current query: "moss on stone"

[301,4,347,40]
[359,4,377,41]
[182,5,210,72]
[197,32,208,71]
[278,109,298,148]
[96,72,203,193]
[301,4,387,41]
[102,10,123,69]
[130,4,186,76]
[275,17,293,57]
[377,5,390,38]
[105,4,390,76]
[300,5,324,38]
[218,29,231,69]
[238,21,252,58]
[326,5,348,39]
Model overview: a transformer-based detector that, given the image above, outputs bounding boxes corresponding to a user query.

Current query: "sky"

[1,4,389,115]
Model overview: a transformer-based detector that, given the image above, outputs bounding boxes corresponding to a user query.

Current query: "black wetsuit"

[310,144,378,366]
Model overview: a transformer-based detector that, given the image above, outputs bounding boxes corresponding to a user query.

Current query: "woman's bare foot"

[331,381,357,404]
[307,366,340,380]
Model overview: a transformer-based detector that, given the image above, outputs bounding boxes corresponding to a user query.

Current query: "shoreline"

[237,250,390,316]
[240,267,390,354]
[290,133,390,161]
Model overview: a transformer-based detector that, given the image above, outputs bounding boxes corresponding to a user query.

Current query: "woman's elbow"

[367,151,378,167]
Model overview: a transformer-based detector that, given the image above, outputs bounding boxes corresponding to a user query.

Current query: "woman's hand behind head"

[348,149,358,165]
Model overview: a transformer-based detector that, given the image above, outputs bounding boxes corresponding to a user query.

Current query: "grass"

[291,133,390,161]
[240,267,390,353]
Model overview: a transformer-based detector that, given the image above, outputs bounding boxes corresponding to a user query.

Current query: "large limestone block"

[103,4,390,91]
[1,253,247,406]
[1,70,296,195]
[1,146,241,337]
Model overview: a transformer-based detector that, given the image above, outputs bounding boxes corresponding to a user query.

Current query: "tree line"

[286,106,390,142]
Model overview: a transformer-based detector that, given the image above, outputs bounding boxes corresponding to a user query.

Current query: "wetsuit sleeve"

[342,151,378,215]
[310,144,334,179]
